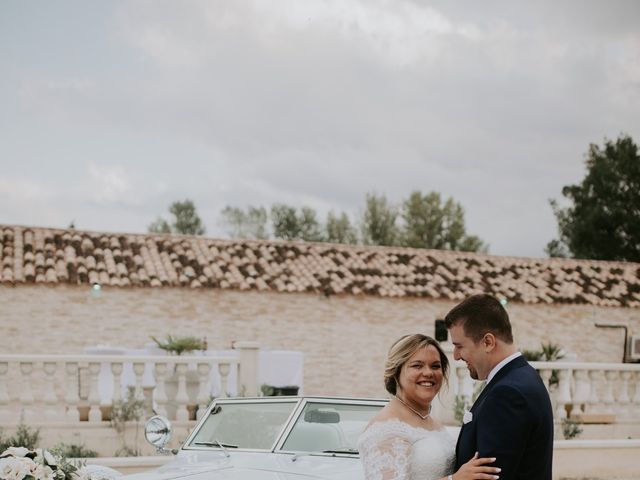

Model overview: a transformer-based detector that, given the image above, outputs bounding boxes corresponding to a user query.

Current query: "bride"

[358,334,500,480]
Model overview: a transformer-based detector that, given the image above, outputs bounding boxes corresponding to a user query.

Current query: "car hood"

[122,451,362,480]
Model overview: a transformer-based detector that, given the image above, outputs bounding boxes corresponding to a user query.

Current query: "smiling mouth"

[417,381,436,387]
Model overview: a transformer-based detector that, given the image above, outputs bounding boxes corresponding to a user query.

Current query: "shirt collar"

[487,351,522,383]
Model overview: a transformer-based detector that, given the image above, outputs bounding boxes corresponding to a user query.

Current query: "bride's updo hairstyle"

[384,334,449,395]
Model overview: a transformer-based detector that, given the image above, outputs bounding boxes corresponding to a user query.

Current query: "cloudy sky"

[1,1,639,258]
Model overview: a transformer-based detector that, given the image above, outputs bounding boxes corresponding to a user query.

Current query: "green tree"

[360,193,399,246]
[220,206,269,239]
[271,204,301,240]
[400,191,488,252]
[326,211,357,244]
[547,134,640,261]
[148,199,206,235]
[271,204,324,241]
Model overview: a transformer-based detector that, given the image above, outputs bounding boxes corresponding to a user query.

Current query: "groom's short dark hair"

[444,293,514,344]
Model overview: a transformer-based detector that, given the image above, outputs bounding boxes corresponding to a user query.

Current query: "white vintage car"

[124,396,388,480]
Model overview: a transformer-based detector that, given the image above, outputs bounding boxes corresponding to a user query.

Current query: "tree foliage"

[360,193,399,246]
[271,204,324,241]
[148,199,205,235]
[220,206,268,239]
[547,134,640,261]
[326,211,357,244]
[400,191,487,252]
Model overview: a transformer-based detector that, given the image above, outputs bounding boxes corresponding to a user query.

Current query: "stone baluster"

[571,369,590,418]
[133,362,145,401]
[218,362,230,398]
[20,362,35,421]
[196,362,212,419]
[618,371,632,420]
[42,362,61,421]
[154,363,169,417]
[602,370,618,415]
[111,362,123,405]
[65,362,80,422]
[0,362,9,422]
[585,370,603,414]
[174,362,190,421]
[87,362,102,422]
[554,369,571,420]
[236,341,260,397]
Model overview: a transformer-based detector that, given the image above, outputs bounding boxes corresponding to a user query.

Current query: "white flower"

[0,446,30,458]
[34,449,58,467]
[0,456,37,480]
[463,410,473,424]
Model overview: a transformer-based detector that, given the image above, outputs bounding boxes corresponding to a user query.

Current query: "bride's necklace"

[394,395,431,420]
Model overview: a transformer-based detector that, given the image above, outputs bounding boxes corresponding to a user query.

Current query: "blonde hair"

[383,334,449,395]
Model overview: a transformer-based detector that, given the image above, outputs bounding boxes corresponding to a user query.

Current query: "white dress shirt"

[487,351,522,384]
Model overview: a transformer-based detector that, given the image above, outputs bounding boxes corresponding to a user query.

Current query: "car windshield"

[189,401,297,450]
[280,401,382,454]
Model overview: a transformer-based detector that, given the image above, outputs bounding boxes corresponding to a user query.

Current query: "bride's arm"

[359,434,412,480]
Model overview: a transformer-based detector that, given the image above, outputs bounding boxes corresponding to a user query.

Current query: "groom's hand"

[453,452,501,480]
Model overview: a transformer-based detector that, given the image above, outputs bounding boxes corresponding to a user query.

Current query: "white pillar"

[174,362,190,421]
[235,341,260,397]
[20,362,34,422]
[87,362,102,422]
[65,362,80,422]
[0,362,9,422]
[154,362,169,417]
[218,362,230,398]
[42,362,61,421]
[196,362,212,419]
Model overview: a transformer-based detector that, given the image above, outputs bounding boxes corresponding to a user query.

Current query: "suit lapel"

[470,355,527,412]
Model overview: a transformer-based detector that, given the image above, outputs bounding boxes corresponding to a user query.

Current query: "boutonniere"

[463,410,473,425]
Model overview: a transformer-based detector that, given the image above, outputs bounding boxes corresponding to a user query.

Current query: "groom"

[445,294,553,480]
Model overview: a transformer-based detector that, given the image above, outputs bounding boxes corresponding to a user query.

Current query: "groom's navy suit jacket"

[455,356,554,480]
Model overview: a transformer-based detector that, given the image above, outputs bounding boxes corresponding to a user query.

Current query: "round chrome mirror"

[145,415,172,450]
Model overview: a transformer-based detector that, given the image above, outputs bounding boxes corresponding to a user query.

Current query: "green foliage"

[325,211,357,244]
[548,134,640,261]
[50,442,98,458]
[148,217,171,234]
[0,422,41,452]
[521,349,543,361]
[561,418,583,440]
[114,446,142,457]
[453,382,485,425]
[151,334,206,355]
[360,193,399,246]
[271,204,324,241]
[148,199,206,235]
[221,206,269,239]
[400,191,488,252]
[110,386,145,434]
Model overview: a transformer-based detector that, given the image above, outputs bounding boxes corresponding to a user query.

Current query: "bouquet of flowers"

[0,447,89,480]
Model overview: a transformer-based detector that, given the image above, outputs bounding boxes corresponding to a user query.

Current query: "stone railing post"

[433,343,456,424]
[20,362,35,422]
[555,369,571,420]
[0,362,10,422]
[154,362,169,417]
[218,362,231,398]
[174,362,190,421]
[43,362,62,421]
[196,362,212,419]
[235,341,260,397]
[87,362,102,422]
[65,362,80,422]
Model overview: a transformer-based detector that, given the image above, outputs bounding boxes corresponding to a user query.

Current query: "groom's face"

[449,323,488,380]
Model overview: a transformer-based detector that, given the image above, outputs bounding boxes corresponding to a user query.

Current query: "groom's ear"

[482,333,497,352]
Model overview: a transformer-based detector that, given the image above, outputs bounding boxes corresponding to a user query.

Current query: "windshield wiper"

[194,440,238,457]
[322,448,358,455]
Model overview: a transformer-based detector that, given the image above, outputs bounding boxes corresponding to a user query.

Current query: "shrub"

[0,422,41,452]
[50,442,98,458]
[151,335,206,355]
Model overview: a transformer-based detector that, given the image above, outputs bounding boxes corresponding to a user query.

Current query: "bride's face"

[397,345,444,407]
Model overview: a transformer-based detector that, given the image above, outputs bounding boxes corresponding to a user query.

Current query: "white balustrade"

[446,360,640,426]
[0,353,241,423]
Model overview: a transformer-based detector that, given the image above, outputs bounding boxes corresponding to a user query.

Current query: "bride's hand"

[452,452,501,480]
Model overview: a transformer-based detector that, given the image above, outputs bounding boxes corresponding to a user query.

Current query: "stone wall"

[1,285,639,397]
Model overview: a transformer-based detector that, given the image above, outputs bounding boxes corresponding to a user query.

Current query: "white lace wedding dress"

[358,419,456,480]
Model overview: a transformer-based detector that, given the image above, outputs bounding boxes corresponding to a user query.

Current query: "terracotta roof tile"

[2,225,640,307]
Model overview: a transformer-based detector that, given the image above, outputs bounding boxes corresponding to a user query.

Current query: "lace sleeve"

[358,427,412,480]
